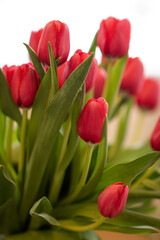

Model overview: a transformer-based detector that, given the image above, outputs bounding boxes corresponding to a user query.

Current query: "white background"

[0,0,160,77]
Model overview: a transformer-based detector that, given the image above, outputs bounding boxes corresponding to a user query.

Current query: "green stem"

[6,118,13,165]
[60,144,94,205]
[131,159,160,189]
[48,114,71,204]
[102,59,113,100]
[18,109,28,173]
[60,216,105,232]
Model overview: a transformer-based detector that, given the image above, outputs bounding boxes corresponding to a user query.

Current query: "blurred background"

[0,0,160,78]
[1,0,159,239]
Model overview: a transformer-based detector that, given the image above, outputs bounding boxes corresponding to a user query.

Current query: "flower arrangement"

[0,16,160,240]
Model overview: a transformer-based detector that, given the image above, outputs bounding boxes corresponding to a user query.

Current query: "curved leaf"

[30,197,60,229]
[24,43,45,82]
[96,152,160,192]
[0,165,16,206]
[0,70,21,124]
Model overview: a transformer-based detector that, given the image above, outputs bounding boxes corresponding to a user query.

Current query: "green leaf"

[48,42,59,97]
[111,141,152,164]
[88,32,97,55]
[0,110,6,159]
[128,189,160,199]
[96,152,160,192]
[0,70,22,125]
[98,223,157,234]
[0,165,16,206]
[20,54,94,226]
[24,43,45,82]
[79,231,100,240]
[27,69,51,159]
[79,117,108,200]
[30,197,60,229]
[107,55,128,118]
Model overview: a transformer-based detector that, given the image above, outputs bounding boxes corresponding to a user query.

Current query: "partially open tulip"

[29,28,43,54]
[63,49,98,93]
[136,78,160,109]
[150,118,160,151]
[94,68,107,98]
[98,182,129,218]
[77,98,108,144]
[37,20,70,66]
[97,17,131,58]
[11,64,39,108]
[120,57,144,95]
[2,64,16,87]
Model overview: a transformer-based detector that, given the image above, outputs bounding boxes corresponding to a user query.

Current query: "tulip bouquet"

[0,17,160,240]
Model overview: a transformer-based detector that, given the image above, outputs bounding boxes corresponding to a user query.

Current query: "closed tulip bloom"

[137,78,160,109]
[37,20,70,66]
[98,182,129,218]
[11,64,39,108]
[29,28,43,54]
[63,49,98,93]
[150,118,160,151]
[77,98,108,144]
[97,17,131,58]
[94,68,107,98]
[2,64,16,87]
[120,57,144,95]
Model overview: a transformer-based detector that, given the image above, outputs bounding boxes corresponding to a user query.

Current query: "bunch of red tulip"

[0,17,160,239]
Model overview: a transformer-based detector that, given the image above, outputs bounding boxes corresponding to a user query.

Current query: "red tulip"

[77,97,108,144]
[94,68,107,98]
[98,182,129,218]
[11,64,39,108]
[136,78,160,109]
[150,118,160,151]
[63,49,98,93]
[37,20,70,66]
[97,17,131,58]
[29,28,43,54]
[2,64,16,87]
[28,62,40,86]
[120,57,144,95]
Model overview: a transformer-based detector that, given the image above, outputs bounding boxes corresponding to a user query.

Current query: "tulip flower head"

[2,64,16,87]
[150,118,160,151]
[37,20,70,66]
[57,61,67,89]
[120,57,144,95]
[137,78,160,110]
[94,68,107,98]
[97,17,131,58]
[98,182,129,218]
[29,28,43,54]
[11,64,39,108]
[77,97,108,144]
[63,49,98,93]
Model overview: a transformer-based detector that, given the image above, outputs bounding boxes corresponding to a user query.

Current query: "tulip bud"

[150,118,160,151]
[63,49,98,93]
[136,78,160,110]
[29,28,43,54]
[28,62,40,86]
[98,182,129,218]
[77,98,108,144]
[120,57,144,95]
[2,64,16,87]
[94,68,107,98]
[37,20,70,66]
[11,64,39,108]
[97,17,131,58]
